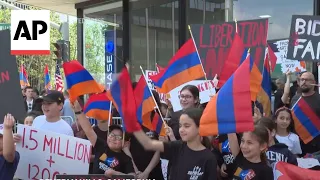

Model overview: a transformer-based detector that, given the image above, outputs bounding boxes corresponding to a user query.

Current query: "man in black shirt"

[298,72,320,154]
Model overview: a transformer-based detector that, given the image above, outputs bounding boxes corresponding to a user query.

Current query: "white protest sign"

[170,79,217,112]
[15,124,91,180]
[269,39,306,73]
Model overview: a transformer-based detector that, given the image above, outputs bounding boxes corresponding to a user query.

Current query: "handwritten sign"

[15,124,91,180]
[268,39,306,73]
[287,15,320,61]
[190,19,269,79]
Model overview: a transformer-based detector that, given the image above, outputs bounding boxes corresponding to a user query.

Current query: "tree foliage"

[84,21,105,84]
[0,8,106,88]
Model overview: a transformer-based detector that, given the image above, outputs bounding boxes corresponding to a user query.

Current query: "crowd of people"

[0,70,319,180]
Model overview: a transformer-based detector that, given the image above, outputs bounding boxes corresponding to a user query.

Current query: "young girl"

[228,126,273,180]
[274,107,302,155]
[255,117,297,166]
[132,108,217,180]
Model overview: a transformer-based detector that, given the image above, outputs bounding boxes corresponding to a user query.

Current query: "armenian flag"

[20,65,30,87]
[106,67,141,132]
[63,60,103,102]
[218,32,246,87]
[248,54,263,101]
[274,161,319,180]
[134,75,155,130]
[152,112,165,136]
[44,64,51,90]
[257,54,272,117]
[200,55,253,136]
[291,97,320,144]
[84,93,111,121]
[150,39,205,93]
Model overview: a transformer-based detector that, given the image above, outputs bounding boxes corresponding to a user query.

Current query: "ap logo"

[11,10,50,55]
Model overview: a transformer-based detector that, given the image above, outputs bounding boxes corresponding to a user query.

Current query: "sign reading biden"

[11,10,50,55]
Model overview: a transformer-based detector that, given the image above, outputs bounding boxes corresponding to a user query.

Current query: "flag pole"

[107,101,113,136]
[187,25,214,97]
[140,66,167,126]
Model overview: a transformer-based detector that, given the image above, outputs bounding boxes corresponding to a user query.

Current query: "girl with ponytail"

[227,125,273,180]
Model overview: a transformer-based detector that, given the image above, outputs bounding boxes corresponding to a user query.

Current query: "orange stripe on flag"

[157,64,203,93]
[250,64,262,101]
[69,80,103,102]
[199,94,218,136]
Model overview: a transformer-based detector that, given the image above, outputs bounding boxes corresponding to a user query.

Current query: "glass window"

[233,0,314,40]
[130,1,179,81]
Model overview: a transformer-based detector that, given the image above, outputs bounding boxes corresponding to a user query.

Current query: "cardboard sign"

[268,39,306,73]
[287,15,320,61]
[15,124,91,179]
[0,30,26,123]
[190,19,269,79]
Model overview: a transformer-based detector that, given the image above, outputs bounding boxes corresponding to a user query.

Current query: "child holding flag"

[132,108,217,180]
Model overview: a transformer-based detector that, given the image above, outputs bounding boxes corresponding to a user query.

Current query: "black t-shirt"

[266,143,298,166]
[130,127,163,179]
[231,153,273,180]
[92,138,134,174]
[218,134,241,178]
[162,140,217,180]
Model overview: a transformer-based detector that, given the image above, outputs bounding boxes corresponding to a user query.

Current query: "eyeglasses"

[299,78,313,82]
[108,133,123,141]
[178,95,193,100]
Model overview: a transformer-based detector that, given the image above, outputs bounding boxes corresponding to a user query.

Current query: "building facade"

[75,0,317,84]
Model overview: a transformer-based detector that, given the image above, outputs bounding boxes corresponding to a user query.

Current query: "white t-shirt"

[276,133,302,154]
[32,115,74,136]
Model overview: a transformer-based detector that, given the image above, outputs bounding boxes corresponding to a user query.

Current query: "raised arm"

[3,114,16,162]
[71,101,97,146]
[228,133,240,157]
[133,130,164,152]
[281,72,291,104]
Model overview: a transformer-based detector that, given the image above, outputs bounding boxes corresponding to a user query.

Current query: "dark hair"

[181,85,200,106]
[250,125,269,164]
[33,88,39,96]
[26,111,41,119]
[181,108,211,149]
[25,86,33,91]
[255,117,276,132]
[274,107,295,133]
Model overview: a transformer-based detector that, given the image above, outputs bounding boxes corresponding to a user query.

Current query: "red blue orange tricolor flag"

[248,54,263,101]
[199,54,254,136]
[152,112,166,136]
[257,54,272,116]
[274,161,319,180]
[63,60,103,103]
[44,64,51,90]
[291,97,320,144]
[84,93,111,121]
[134,75,156,130]
[20,64,30,87]
[107,67,141,132]
[218,32,246,87]
[150,39,205,93]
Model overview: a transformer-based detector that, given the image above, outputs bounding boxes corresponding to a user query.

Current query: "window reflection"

[233,0,313,39]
